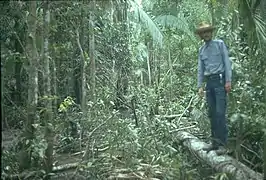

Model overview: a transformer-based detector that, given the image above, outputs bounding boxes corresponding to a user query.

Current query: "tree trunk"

[154,49,160,115]
[89,0,96,104]
[147,43,152,86]
[73,57,81,105]
[75,2,89,143]
[20,1,38,170]
[43,0,54,174]
[209,0,215,25]
[1,62,4,128]
[52,58,57,113]
[263,129,266,179]
[264,68,266,180]
[176,131,263,180]
[168,46,172,100]
[14,17,23,105]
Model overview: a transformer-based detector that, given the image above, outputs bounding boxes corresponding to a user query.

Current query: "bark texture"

[43,0,54,174]
[89,0,96,104]
[263,131,266,179]
[1,62,4,128]
[176,131,263,180]
[19,1,38,170]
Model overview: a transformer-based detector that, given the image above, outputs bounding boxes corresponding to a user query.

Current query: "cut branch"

[169,125,196,133]
[177,96,194,124]
[155,114,182,119]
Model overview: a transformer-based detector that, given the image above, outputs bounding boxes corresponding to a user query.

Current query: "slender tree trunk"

[140,71,143,85]
[209,0,215,25]
[51,59,57,113]
[76,3,88,144]
[110,0,114,24]
[73,58,81,104]
[264,130,266,179]
[154,49,160,115]
[20,1,38,170]
[1,62,4,128]
[43,0,54,174]
[14,17,23,105]
[260,2,266,179]
[264,63,266,179]
[168,47,172,100]
[89,0,96,104]
[147,43,152,86]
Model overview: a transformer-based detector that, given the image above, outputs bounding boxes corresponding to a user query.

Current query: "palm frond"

[154,13,196,42]
[155,14,179,28]
[253,10,266,44]
[129,0,163,47]
[240,0,266,47]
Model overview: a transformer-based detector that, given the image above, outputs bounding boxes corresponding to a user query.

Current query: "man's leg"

[204,86,219,151]
[214,86,228,154]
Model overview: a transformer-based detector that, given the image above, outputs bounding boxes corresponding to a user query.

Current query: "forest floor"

[1,127,210,180]
[1,121,263,180]
[0,126,218,180]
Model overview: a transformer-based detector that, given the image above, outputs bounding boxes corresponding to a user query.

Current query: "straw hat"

[195,22,215,34]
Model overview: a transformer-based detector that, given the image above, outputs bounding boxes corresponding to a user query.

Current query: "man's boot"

[202,143,218,152]
[215,146,228,155]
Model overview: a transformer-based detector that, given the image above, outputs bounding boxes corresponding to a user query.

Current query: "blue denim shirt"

[197,39,232,88]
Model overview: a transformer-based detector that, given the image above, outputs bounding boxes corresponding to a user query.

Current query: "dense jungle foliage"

[1,0,266,179]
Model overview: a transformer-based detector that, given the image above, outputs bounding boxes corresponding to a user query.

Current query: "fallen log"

[176,131,263,180]
[1,170,45,180]
[1,162,80,180]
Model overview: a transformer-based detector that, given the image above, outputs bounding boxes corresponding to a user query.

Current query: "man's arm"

[220,41,232,83]
[197,53,204,88]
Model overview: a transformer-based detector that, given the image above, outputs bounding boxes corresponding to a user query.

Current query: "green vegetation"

[1,0,265,179]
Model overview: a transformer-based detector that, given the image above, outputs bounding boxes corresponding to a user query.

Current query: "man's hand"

[198,87,204,97]
[225,82,231,93]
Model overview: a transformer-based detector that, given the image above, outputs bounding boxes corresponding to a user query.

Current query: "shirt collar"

[205,39,213,45]
[204,39,213,48]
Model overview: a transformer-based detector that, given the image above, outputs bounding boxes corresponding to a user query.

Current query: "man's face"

[199,30,212,41]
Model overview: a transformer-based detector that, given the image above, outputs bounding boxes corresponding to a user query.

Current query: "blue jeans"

[205,74,228,147]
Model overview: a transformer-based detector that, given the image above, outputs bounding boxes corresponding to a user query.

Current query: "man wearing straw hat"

[196,22,232,155]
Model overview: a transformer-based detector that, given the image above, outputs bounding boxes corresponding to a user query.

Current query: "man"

[196,22,232,155]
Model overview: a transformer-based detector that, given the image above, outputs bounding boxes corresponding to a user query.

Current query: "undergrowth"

[2,82,265,180]
[2,89,220,180]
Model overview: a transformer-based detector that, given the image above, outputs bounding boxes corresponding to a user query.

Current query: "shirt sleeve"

[197,50,204,88]
[220,41,232,82]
